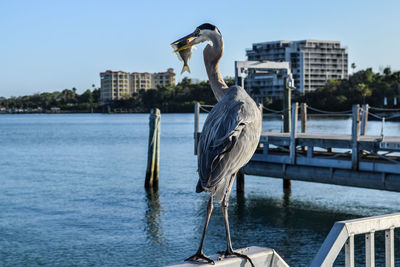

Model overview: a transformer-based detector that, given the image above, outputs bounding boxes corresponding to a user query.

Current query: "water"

[0,114,399,267]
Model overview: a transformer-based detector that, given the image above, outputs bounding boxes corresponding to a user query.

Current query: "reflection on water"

[234,192,246,221]
[192,189,366,265]
[144,187,163,245]
[283,187,291,208]
[213,192,400,266]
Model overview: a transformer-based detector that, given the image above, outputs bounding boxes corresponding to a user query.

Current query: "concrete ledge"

[166,246,289,267]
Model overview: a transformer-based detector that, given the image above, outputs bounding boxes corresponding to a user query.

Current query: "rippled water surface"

[1,114,400,266]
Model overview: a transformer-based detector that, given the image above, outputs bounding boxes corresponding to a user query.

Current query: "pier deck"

[245,131,400,191]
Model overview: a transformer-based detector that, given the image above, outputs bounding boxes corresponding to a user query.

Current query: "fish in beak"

[171,32,198,53]
[170,32,199,74]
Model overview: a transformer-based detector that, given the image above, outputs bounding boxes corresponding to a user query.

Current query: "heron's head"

[171,23,221,53]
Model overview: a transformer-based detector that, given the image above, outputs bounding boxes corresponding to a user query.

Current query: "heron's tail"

[181,64,190,74]
[196,180,204,193]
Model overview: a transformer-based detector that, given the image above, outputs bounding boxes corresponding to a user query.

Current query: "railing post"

[365,231,375,267]
[345,235,355,267]
[312,213,400,267]
[300,103,307,134]
[145,108,161,189]
[351,104,360,170]
[283,77,291,133]
[360,104,369,136]
[194,103,200,155]
[385,227,394,267]
[301,103,307,152]
[290,103,298,165]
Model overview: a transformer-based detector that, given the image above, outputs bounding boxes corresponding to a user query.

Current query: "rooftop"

[251,40,341,46]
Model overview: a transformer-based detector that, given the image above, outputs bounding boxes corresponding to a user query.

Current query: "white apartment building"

[246,40,348,96]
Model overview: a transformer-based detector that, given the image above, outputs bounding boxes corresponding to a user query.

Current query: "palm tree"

[351,63,356,74]
[356,83,372,104]
[383,67,392,76]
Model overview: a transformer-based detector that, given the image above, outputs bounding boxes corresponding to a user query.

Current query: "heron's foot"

[217,249,255,267]
[185,251,215,265]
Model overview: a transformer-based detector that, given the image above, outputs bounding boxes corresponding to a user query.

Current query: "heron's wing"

[197,93,251,192]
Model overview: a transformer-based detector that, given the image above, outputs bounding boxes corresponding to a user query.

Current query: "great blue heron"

[172,23,261,266]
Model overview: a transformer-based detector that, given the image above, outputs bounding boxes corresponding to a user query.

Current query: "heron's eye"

[195,29,200,35]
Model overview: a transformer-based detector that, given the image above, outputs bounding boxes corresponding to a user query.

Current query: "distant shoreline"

[2,110,399,121]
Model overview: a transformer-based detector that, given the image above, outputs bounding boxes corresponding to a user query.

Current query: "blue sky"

[1,0,399,97]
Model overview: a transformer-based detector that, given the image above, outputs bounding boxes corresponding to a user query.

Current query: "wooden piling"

[236,169,245,194]
[283,78,292,190]
[301,103,307,134]
[154,109,160,185]
[351,105,360,171]
[145,108,161,188]
[360,104,369,136]
[283,179,291,190]
[283,77,291,133]
[290,103,298,165]
[301,103,307,152]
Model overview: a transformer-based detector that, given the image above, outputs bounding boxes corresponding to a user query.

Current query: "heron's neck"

[203,33,228,102]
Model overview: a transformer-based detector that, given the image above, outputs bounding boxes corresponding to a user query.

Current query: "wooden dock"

[194,103,400,192]
[245,132,400,192]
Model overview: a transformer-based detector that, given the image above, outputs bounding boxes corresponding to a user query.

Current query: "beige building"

[131,72,152,92]
[100,68,175,101]
[100,70,130,101]
[152,68,175,88]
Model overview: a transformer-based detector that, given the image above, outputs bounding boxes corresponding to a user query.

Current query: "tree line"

[1,68,399,113]
[0,87,100,112]
[0,78,234,113]
[297,67,400,111]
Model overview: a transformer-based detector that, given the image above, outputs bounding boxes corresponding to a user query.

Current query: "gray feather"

[196,85,262,202]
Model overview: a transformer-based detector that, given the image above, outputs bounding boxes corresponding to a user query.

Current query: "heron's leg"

[218,173,255,267]
[185,195,215,264]
[222,174,236,253]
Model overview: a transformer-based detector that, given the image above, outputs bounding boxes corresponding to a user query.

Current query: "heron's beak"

[171,32,198,53]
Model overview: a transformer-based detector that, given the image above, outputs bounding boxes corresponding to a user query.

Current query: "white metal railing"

[310,212,400,267]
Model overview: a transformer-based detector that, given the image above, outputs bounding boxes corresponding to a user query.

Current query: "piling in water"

[360,104,369,136]
[236,169,245,194]
[145,108,161,188]
[283,78,292,190]
[301,103,307,152]
[351,105,360,170]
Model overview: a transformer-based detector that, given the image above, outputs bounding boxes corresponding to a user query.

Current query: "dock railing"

[310,212,400,267]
